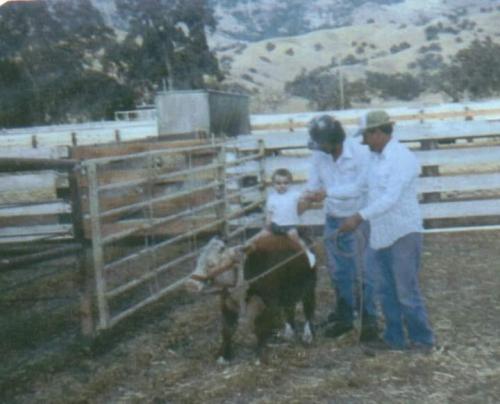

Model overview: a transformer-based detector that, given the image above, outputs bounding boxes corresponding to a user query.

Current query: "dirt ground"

[5,230,500,403]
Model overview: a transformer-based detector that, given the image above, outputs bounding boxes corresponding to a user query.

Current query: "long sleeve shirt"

[306,137,370,218]
[359,138,423,249]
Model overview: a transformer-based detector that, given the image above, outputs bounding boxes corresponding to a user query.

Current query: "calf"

[186,234,317,363]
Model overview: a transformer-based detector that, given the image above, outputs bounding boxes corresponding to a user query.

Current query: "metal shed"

[155,90,250,137]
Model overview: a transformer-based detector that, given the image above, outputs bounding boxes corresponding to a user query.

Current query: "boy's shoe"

[305,250,316,268]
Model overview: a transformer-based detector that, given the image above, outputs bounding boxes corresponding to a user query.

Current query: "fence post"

[257,138,267,216]
[216,139,229,239]
[86,161,109,330]
[420,138,441,203]
[68,154,94,336]
[146,152,158,293]
[114,129,121,143]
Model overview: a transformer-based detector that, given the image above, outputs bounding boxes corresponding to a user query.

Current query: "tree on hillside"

[284,68,351,110]
[436,38,500,101]
[0,0,134,127]
[111,0,222,102]
[365,71,422,101]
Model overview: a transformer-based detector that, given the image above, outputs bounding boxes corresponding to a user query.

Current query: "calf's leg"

[281,305,297,341]
[218,294,239,362]
[302,282,316,344]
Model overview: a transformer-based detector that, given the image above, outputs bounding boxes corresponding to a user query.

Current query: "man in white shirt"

[340,110,435,351]
[302,115,379,342]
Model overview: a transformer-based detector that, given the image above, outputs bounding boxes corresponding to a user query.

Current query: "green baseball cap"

[363,110,393,131]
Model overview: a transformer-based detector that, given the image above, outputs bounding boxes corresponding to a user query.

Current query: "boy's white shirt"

[266,189,301,226]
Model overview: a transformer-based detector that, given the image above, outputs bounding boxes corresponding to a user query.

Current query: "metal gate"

[82,139,265,330]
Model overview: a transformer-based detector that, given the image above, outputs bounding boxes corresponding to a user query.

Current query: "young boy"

[244,168,315,267]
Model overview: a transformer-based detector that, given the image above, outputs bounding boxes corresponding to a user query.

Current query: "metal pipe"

[105,250,198,299]
[0,157,79,172]
[85,142,225,166]
[96,180,221,219]
[0,243,82,272]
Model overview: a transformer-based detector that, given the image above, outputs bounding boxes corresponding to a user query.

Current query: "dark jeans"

[323,216,377,324]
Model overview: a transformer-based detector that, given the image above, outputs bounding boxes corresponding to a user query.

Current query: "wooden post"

[31,134,38,148]
[86,161,110,330]
[68,153,94,336]
[114,129,121,143]
[146,153,159,293]
[71,132,77,146]
[216,139,228,239]
[421,139,441,203]
[257,138,266,221]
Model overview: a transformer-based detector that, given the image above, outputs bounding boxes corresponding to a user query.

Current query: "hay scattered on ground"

[6,231,500,403]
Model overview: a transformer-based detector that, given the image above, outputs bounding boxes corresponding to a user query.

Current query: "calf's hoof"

[302,325,314,345]
[216,356,230,365]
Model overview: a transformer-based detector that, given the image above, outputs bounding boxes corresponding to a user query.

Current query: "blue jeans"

[374,232,434,348]
[324,216,377,324]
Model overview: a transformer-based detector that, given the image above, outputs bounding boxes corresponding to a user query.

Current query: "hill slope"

[210,1,500,111]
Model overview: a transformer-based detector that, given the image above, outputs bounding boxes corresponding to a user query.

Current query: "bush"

[266,42,276,52]
[436,38,500,101]
[365,71,422,101]
[284,68,352,110]
[341,54,360,65]
[390,42,411,54]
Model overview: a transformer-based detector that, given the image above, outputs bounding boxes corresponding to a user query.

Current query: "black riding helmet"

[308,115,345,150]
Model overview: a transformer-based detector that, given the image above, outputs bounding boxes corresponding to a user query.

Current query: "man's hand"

[304,190,326,202]
[339,213,363,233]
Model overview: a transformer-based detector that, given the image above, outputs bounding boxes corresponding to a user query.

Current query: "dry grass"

[217,8,500,112]
[4,230,500,403]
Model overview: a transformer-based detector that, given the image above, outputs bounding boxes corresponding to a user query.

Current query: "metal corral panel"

[156,90,250,137]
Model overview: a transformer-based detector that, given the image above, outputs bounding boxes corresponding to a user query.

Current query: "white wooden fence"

[250,99,500,132]
[230,118,500,232]
[2,99,500,148]
[2,99,500,239]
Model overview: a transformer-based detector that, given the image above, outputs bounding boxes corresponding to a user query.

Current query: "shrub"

[365,71,422,101]
[436,38,500,100]
[341,54,360,65]
[266,42,276,52]
[390,42,411,54]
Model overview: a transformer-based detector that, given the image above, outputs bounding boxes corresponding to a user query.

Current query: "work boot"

[324,321,353,338]
[359,314,379,343]
[323,297,354,337]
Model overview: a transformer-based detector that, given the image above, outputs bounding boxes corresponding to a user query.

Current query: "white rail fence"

[251,99,500,132]
[2,99,500,148]
[229,118,500,233]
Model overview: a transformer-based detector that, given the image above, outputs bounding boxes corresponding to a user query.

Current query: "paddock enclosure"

[1,99,500,401]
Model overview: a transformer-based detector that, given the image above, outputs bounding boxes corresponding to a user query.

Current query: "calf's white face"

[185,237,226,293]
